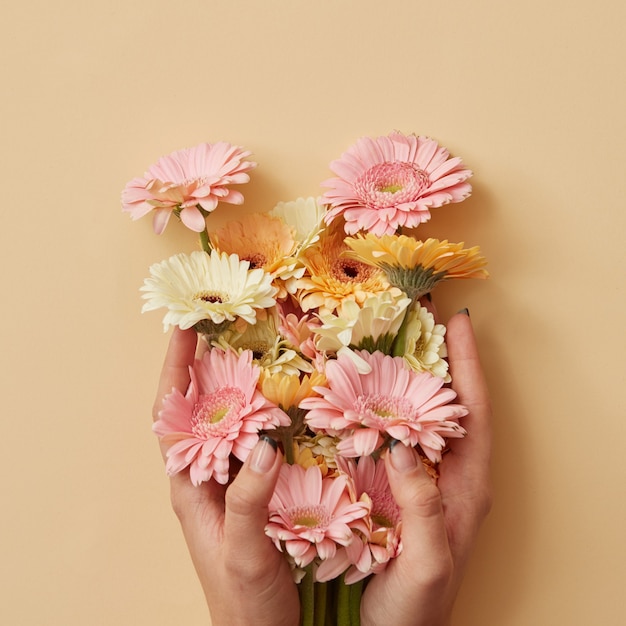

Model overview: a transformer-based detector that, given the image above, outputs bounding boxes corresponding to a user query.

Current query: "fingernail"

[249,435,277,474]
[389,439,418,472]
[457,307,470,316]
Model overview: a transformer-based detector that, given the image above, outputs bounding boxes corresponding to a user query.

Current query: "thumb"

[385,441,452,580]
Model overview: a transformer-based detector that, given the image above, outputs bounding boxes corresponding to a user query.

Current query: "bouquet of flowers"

[122,132,488,625]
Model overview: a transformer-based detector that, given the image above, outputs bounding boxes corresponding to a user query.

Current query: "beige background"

[2,0,625,624]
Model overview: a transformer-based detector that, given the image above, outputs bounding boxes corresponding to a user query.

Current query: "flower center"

[242,253,268,270]
[355,162,430,208]
[331,258,376,283]
[288,504,331,529]
[193,290,227,304]
[355,393,415,424]
[191,387,246,437]
[412,336,425,357]
[368,488,401,528]
[239,340,270,361]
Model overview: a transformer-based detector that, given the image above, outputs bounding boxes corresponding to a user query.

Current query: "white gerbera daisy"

[269,196,327,256]
[215,311,314,376]
[141,250,277,331]
[314,292,412,373]
[402,303,450,381]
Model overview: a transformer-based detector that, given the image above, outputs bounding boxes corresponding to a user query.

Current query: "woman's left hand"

[153,327,300,626]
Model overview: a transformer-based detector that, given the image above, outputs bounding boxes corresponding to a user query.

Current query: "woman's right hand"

[361,311,493,626]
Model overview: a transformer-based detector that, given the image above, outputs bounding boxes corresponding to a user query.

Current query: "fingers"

[385,442,453,584]
[222,437,284,575]
[445,311,492,464]
[439,311,493,551]
[152,327,198,421]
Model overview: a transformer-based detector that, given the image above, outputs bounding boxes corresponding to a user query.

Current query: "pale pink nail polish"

[249,435,277,474]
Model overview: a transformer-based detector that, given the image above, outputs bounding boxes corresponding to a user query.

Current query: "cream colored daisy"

[314,292,412,373]
[402,302,450,381]
[294,226,400,313]
[141,250,277,331]
[215,309,313,376]
[269,196,327,255]
[345,233,488,301]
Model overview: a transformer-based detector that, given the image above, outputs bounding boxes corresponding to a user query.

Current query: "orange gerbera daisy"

[294,226,400,313]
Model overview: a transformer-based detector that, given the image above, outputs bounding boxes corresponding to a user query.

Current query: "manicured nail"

[249,435,277,474]
[457,307,470,316]
[389,439,418,472]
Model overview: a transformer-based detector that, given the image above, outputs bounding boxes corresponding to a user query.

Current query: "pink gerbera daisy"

[322,132,472,236]
[265,464,370,569]
[301,350,468,462]
[122,142,256,234]
[316,456,402,583]
[153,348,289,485]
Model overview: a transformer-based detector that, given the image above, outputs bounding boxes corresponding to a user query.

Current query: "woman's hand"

[153,328,300,626]
[361,310,493,626]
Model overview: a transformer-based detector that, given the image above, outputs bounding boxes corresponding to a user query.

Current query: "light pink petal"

[152,208,173,234]
[315,549,352,582]
[180,206,207,232]
[338,429,382,457]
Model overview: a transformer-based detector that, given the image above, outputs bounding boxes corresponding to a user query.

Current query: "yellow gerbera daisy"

[260,370,326,411]
[345,233,488,300]
[289,441,331,476]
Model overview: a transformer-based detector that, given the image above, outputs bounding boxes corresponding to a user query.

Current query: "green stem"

[300,565,316,626]
[349,579,364,626]
[391,304,413,357]
[314,582,328,626]
[337,575,351,626]
[199,228,211,253]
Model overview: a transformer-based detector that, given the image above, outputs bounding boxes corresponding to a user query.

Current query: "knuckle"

[169,487,188,521]
[225,483,255,517]
[406,481,444,518]
[169,483,203,524]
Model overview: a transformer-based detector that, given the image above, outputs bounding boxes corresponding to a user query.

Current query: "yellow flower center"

[368,488,401,528]
[379,183,403,194]
[289,504,330,529]
[356,393,414,424]
[355,162,430,208]
[191,387,246,436]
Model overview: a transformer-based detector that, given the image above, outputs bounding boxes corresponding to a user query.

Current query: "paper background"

[2,1,625,624]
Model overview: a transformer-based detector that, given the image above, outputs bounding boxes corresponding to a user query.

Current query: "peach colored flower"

[322,132,472,236]
[210,213,304,299]
[301,350,467,462]
[122,142,256,234]
[265,464,370,569]
[153,349,289,485]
